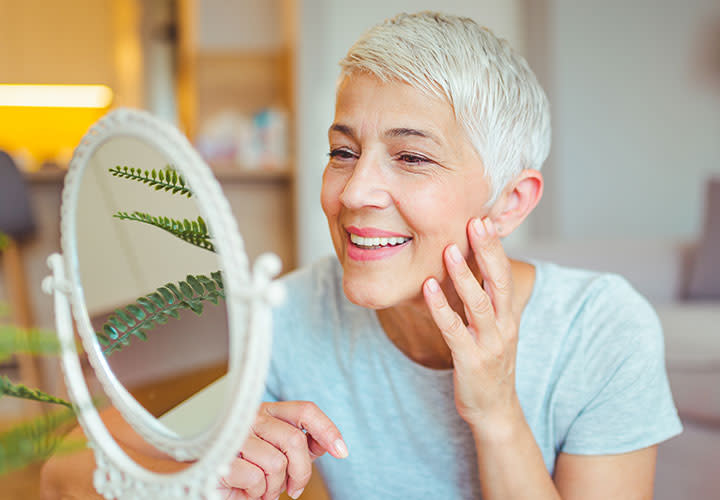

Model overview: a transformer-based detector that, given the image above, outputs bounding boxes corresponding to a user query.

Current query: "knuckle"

[456,263,473,279]
[494,272,513,293]
[292,467,313,485]
[246,466,265,487]
[483,234,503,252]
[287,429,308,450]
[252,412,270,431]
[267,452,287,474]
[469,294,493,315]
[446,314,465,334]
[298,400,318,421]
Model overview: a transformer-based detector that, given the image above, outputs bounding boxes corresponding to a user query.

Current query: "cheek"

[395,178,465,235]
[395,177,481,261]
[320,168,342,218]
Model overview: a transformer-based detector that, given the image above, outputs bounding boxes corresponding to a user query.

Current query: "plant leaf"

[0,376,72,409]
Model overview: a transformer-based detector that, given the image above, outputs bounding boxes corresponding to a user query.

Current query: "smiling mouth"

[348,233,412,249]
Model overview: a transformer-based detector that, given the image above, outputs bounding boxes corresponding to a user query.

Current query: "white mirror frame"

[43,108,285,499]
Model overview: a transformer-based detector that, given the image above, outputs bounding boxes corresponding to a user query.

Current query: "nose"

[338,153,392,210]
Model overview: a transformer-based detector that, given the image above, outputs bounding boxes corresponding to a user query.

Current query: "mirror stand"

[41,108,286,500]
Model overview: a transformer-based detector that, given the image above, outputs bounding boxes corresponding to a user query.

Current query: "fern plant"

[0,406,84,476]
[99,272,224,355]
[0,293,80,474]
[113,212,214,252]
[108,166,192,197]
[0,163,226,475]
[99,164,223,354]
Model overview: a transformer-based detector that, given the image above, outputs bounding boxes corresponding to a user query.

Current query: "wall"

[541,0,720,240]
[295,0,526,265]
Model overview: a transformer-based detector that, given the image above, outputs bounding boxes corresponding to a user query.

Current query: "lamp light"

[0,84,113,108]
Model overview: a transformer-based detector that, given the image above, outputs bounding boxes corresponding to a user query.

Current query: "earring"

[496,225,503,235]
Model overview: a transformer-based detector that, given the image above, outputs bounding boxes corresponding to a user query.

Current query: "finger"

[252,412,313,498]
[216,481,234,500]
[443,243,498,340]
[422,276,477,367]
[223,458,266,499]
[240,434,287,500]
[262,401,348,459]
[468,218,514,327]
[307,433,326,461]
[227,490,250,500]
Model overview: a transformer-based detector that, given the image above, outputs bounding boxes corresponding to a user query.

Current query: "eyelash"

[328,149,431,166]
[328,148,357,160]
[396,153,429,165]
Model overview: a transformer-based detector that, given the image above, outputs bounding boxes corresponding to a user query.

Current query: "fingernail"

[484,218,496,237]
[426,278,439,293]
[334,438,349,458]
[448,244,462,264]
[472,218,485,238]
[289,487,305,499]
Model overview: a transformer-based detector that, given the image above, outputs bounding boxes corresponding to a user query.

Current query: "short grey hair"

[339,11,551,206]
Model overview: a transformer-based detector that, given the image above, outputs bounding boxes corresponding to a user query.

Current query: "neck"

[375,259,534,370]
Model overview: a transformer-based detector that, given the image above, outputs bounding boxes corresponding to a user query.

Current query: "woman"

[43,11,681,500]
[223,12,680,500]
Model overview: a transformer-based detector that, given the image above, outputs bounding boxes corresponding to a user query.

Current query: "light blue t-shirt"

[263,256,682,499]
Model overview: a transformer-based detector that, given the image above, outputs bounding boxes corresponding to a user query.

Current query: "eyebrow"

[329,123,442,146]
[385,127,442,146]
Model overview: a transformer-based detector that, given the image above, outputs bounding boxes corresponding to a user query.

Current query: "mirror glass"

[74,135,229,439]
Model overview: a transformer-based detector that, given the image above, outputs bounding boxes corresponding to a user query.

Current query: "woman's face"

[321,73,493,309]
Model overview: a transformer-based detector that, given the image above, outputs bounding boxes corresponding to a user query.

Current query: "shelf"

[209,162,293,184]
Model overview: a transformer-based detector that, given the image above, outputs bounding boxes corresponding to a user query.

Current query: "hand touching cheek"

[423,217,522,431]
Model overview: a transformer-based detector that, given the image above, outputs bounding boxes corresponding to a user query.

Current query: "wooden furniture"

[176,0,297,270]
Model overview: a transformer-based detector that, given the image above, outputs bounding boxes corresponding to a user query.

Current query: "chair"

[0,150,45,408]
[686,177,720,299]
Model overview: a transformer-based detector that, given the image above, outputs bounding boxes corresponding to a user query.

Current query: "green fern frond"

[98,272,225,355]
[113,211,215,252]
[0,407,81,475]
[0,232,9,251]
[108,165,193,198]
[0,376,72,409]
[0,325,64,364]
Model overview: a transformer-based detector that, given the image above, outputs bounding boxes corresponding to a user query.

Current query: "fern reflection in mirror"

[74,135,229,439]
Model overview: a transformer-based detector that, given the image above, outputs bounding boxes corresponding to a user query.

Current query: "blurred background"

[0,0,719,499]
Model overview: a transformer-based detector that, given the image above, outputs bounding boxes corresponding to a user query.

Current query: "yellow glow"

[0,85,113,167]
[0,84,113,108]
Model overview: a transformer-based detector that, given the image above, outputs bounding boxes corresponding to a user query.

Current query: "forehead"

[332,73,459,140]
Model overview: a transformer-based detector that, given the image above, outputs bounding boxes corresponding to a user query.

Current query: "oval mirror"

[74,133,229,446]
[44,108,282,498]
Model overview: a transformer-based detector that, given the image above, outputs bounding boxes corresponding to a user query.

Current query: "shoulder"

[272,255,346,337]
[531,259,665,386]
[276,255,343,314]
[532,259,661,338]
[279,255,342,298]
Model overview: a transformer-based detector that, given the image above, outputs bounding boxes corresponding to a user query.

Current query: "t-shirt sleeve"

[561,276,683,455]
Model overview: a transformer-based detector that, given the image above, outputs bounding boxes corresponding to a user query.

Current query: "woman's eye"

[397,153,428,164]
[328,148,356,160]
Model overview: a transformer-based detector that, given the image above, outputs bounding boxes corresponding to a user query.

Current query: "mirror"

[74,135,229,442]
[43,108,283,499]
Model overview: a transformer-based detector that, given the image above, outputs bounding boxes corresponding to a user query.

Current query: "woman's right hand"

[219,401,349,500]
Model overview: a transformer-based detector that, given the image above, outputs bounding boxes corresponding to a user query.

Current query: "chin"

[341,274,424,310]
[342,279,393,310]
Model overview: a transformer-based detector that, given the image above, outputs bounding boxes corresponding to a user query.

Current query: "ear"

[489,169,543,237]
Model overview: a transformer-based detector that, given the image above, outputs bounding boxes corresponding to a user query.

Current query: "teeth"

[350,233,410,248]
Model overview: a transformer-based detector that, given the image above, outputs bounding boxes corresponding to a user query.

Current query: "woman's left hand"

[423,217,521,433]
